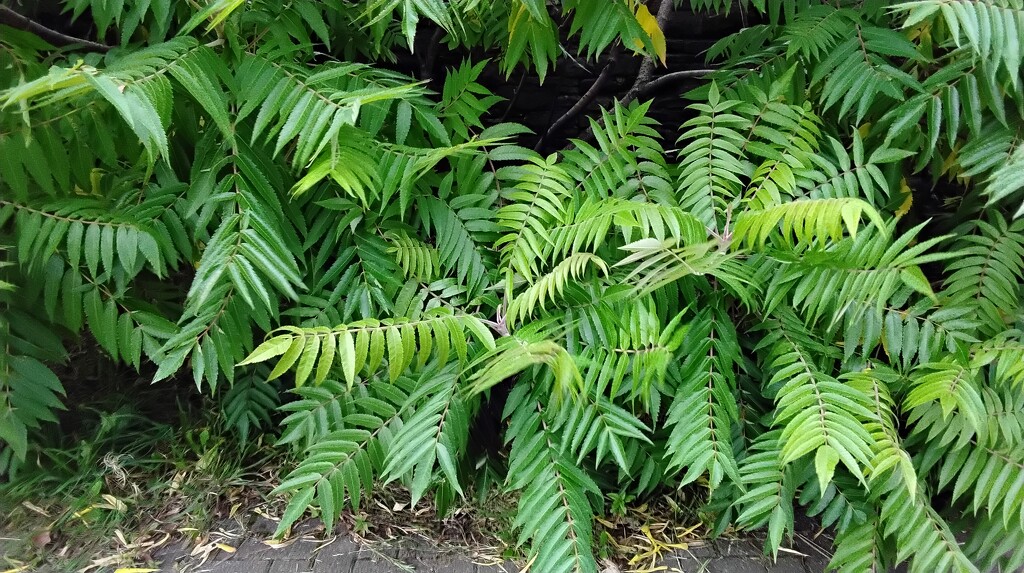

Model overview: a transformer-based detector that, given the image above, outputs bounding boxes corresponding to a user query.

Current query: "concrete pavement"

[151,531,828,573]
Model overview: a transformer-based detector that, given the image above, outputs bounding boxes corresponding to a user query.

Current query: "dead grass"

[3,456,833,573]
[0,455,279,571]
[0,344,829,573]
[0,395,283,572]
[208,480,719,573]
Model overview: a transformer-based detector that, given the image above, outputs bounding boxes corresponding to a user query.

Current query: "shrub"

[2,1,1023,571]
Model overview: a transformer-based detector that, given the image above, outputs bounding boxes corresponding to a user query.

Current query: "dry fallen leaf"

[30,530,51,549]
[21,501,50,517]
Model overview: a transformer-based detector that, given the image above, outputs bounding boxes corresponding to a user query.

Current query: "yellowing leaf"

[895,179,913,218]
[100,494,128,511]
[633,4,667,65]
[206,0,245,30]
[72,507,94,519]
[216,543,237,553]
[113,569,159,573]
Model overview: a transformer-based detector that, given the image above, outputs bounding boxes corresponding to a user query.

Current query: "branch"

[499,71,528,122]
[637,69,715,97]
[571,0,683,145]
[548,1,716,148]
[535,48,619,151]
[0,6,111,52]
[419,27,445,81]
[620,0,675,107]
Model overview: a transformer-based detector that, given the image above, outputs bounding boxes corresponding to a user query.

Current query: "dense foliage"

[2,0,1024,571]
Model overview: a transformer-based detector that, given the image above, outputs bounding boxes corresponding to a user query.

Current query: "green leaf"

[814,445,840,492]
[241,336,294,366]
[899,266,936,301]
[274,486,315,537]
[0,413,28,461]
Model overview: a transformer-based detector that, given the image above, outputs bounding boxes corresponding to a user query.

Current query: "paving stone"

[766,558,806,572]
[196,559,272,573]
[153,540,192,560]
[269,540,324,560]
[312,543,359,573]
[349,543,401,562]
[315,539,361,561]
[250,517,280,537]
[656,553,712,572]
[350,556,405,573]
[793,515,820,535]
[394,545,437,570]
[312,554,356,573]
[802,555,830,573]
[714,539,762,557]
[268,559,315,573]
[329,537,362,553]
[489,560,520,572]
[685,540,719,559]
[113,529,845,573]
[437,560,476,573]
[398,543,512,573]
[154,547,193,570]
[705,556,768,573]
[792,531,834,551]
[229,538,278,561]
[195,552,240,570]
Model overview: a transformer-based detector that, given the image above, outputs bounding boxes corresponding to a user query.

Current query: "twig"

[558,43,595,74]
[0,6,111,52]
[419,27,445,81]
[535,47,619,151]
[570,0,679,145]
[499,71,528,122]
[619,0,675,107]
[636,68,715,97]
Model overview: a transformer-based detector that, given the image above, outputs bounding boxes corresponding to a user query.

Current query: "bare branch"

[620,0,675,107]
[0,6,111,52]
[637,69,715,97]
[571,0,685,146]
[536,49,618,151]
[547,1,715,148]
[419,27,445,81]
[499,71,528,122]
